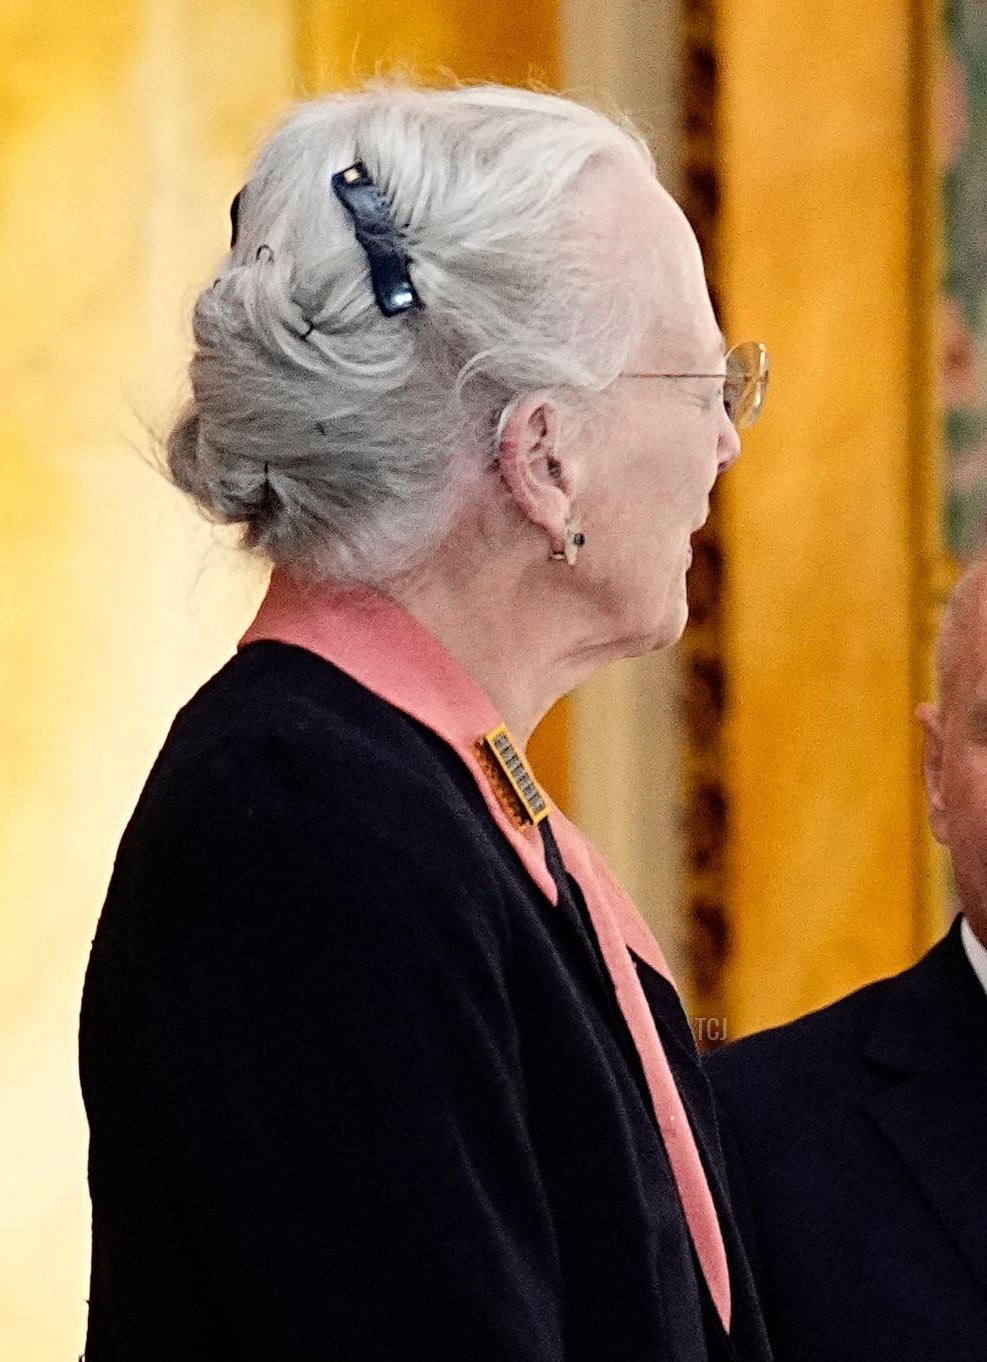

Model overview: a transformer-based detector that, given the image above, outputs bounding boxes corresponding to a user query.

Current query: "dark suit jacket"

[80,641,770,1362]
[705,920,987,1362]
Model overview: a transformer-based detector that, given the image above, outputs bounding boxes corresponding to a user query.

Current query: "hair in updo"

[166,83,658,586]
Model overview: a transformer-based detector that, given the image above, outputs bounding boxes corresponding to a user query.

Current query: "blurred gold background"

[0,1,948,1356]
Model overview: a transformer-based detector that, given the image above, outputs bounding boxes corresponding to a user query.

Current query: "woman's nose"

[717,415,742,474]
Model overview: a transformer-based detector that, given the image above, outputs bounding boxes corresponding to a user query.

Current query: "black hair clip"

[229,189,243,249]
[331,162,421,317]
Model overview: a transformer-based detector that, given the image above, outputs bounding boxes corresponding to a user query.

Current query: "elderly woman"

[80,84,769,1362]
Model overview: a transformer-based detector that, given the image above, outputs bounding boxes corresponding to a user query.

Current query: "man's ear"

[917,701,948,846]
[497,393,572,550]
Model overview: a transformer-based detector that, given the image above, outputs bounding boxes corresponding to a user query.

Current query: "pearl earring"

[548,524,587,567]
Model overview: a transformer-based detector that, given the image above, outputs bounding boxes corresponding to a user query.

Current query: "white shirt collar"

[960,916,987,999]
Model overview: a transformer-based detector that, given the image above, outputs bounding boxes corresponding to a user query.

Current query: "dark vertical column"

[680,0,731,1043]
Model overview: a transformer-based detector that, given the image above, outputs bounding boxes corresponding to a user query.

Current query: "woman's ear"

[496,393,573,548]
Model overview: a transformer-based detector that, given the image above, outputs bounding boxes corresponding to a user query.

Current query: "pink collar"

[239,568,730,1328]
[239,570,558,903]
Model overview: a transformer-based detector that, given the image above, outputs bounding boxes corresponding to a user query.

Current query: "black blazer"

[705,920,987,1362]
[80,641,770,1362]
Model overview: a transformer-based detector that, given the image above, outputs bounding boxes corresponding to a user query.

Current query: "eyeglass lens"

[725,341,770,430]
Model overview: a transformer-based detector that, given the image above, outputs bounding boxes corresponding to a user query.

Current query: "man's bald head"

[936,558,987,709]
[921,556,987,946]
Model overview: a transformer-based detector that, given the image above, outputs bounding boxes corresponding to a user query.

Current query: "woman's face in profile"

[575,197,739,658]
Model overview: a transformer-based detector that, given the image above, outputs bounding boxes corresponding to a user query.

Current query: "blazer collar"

[240,570,558,904]
[862,918,987,1297]
[863,918,987,1074]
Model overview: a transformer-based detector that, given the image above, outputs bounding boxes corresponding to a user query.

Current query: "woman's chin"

[620,595,689,657]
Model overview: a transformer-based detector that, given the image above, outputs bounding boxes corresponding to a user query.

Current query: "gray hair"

[166,83,660,585]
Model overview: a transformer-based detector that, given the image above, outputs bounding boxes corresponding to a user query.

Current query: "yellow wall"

[717,0,945,1034]
[0,3,558,1358]
[298,0,558,89]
